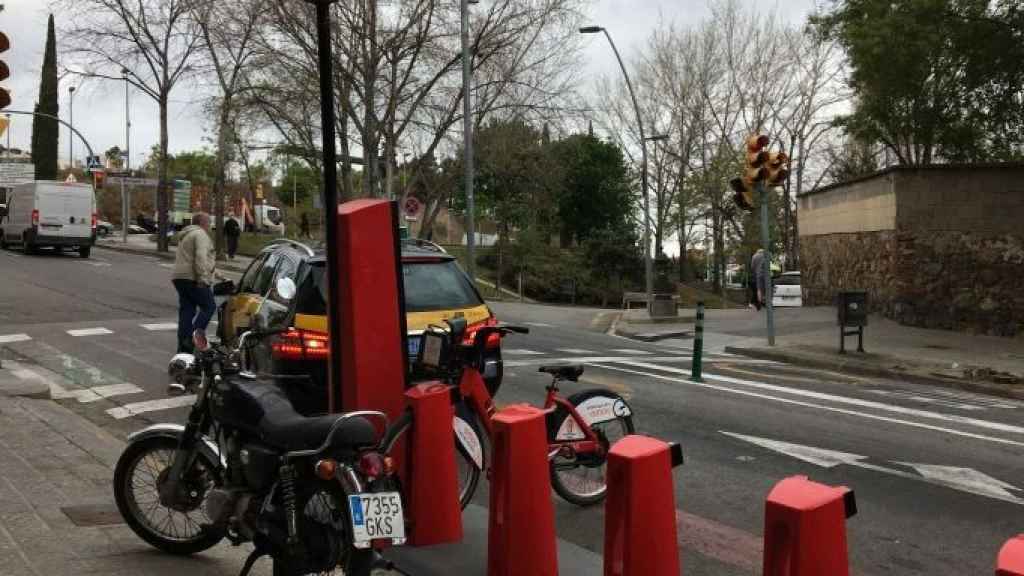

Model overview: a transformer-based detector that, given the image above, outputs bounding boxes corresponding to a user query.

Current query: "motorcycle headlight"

[168,353,201,389]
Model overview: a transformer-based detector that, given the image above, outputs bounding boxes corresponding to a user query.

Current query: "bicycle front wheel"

[381,411,483,509]
[548,389,635,506]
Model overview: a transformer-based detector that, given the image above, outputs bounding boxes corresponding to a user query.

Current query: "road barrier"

[603,435,684,576]
[402,383,463,546]
[487,405,558,576]
[998,535,1024,575]
[692,301,704,382]
[762,475,857,576]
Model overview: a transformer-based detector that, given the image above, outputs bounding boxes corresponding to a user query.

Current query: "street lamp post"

[580,26,662,315]
[461,0,479,280]
[122,68,131,243]
[4,113,10,157]
[68,86,75,169]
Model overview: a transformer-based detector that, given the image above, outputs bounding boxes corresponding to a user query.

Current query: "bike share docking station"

[328,199,873,575]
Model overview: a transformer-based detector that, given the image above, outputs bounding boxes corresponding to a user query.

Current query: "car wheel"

[79,245,91,259]
[0,232,7,250]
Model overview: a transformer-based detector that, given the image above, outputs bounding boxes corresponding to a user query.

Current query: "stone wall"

[799,163,1024,337]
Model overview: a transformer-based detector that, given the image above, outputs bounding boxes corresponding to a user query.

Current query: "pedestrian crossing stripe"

[504,349,545,356]
[107,396,197,419]
[52,382,144,403]
[67,327,114,337]
[557,348,596,355]
[0,333,32,343]
[611,348,652,355]
[141,323,178,331]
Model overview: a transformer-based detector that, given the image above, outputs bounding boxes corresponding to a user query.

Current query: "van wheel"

[24,242,37,255]
[79,245,91,259]
[0,233,7,250]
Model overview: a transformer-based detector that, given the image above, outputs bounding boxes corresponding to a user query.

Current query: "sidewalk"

[615,305,1024,398]
[95,234,253,274]
[0,376,402,575]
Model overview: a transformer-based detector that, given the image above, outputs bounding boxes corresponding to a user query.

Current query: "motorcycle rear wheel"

[113,435,224,555]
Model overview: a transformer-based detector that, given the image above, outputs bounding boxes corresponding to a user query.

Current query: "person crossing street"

[172,212,218,353]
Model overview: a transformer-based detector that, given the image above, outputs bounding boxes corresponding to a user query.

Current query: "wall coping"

[799,161,1024,199]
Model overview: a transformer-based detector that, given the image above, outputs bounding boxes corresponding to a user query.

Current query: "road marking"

[67,327,114,337]
[504,349,545,356]
[503,355,775,368]
[107,395,197,419]
[52,382,145,403]
[610,359,1024,437]
[524,322,554,328]
[82,261,112,267]
[867,388,1021,410]
[590,362,1024,449]
[721,431,1024,505]
[557,348,596,355]
[159,263,174,269]
[611,348,651,355]
[0,334,32,343]
[141,323,178,331]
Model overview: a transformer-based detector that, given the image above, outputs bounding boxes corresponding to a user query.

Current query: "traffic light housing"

[93,169,106,190]
[0,32,10,110]
[765,151,790,186]
[731,134,770,212]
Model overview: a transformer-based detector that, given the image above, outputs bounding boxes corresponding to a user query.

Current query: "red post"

[762,475,857,576]
[402,383,463,546]
[488,405,558,576]
[997,535,1024,576]
[604,435,683,576]
[334,199,407,420]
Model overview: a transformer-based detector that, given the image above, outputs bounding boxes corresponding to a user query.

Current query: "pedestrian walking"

[751,248,766,311]
[224,214,241,260]
[172,212,218,353]
[299,212,311,239]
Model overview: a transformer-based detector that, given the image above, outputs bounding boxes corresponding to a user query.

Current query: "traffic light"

[765,151,790,187]
[0,31,10,110]
[731,134,770,212]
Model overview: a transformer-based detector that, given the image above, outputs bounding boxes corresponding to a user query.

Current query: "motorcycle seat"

[236,381,378,452]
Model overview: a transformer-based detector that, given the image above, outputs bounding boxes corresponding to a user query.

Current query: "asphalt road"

[1,245,1021,575]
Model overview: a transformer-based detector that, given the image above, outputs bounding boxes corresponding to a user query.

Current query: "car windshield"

[301,259,482,314]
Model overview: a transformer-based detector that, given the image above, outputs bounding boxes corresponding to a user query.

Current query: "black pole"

[311,0,344,413]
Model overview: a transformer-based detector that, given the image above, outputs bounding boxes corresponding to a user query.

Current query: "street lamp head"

[69,86,75,94]
[579,26,604,34]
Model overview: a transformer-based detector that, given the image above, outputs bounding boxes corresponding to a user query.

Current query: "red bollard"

[997,535,1024,575]
[604,435,684,576]
[762,475,857,576]
[488,404,558,576]
[402,383,463,546]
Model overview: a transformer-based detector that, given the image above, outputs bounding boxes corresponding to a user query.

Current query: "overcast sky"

[1,0,819,168]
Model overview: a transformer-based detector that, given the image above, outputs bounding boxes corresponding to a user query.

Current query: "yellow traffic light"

[0,32,9,110]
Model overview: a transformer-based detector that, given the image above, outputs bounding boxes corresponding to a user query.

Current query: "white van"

[0,181,97,258]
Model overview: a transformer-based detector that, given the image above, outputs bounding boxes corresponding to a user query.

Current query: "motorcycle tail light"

[272,329,329,361]
[382,456,395,476]
[31,209,39,227]
[314,458,338,480]
[358,452,385,479]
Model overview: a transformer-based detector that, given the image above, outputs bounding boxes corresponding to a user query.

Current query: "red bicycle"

[384,318,635,507]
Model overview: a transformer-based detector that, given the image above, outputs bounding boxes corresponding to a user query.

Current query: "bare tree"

[57,0,202,251]
[192,0,265,258]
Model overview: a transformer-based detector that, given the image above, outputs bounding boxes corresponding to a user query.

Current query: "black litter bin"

[837,290,868,353]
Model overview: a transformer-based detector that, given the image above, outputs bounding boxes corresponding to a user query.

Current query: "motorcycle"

[113,277,405,576]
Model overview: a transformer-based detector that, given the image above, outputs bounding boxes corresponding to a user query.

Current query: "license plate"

[407,336,421,358]
[348,492,405,547]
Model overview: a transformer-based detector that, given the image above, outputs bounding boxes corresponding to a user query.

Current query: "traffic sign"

[403,195,421,218]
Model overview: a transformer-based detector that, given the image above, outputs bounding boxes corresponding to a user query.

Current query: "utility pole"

[759,180,775,346]
[68,86,75,169]
[122,68,130,243]
[461,0,476,280]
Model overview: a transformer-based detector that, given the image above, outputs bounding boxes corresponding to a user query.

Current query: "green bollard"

[692,301,704,382]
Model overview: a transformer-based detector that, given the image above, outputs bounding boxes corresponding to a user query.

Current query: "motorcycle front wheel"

[113,435,224,555]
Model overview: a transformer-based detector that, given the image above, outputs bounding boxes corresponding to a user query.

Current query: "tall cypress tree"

[31,14,59,180]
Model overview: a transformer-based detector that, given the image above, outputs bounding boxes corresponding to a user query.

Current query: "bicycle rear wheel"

[548,389,634,506]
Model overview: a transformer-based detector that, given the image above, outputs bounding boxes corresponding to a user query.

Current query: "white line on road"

[557,348,597,355]
[159,263,174,269]
[503,349,546,356]
[107,395,197,419]
[83,261,112,267]
[524,322,554,328]
[503,355,776,368]
[52,382,145,403]
[592,362,1024,449]
[611,359,1024,437]
[0,334,32,343]
[141,323,178,331]
[67,327,114,337]
[611,348,652,355]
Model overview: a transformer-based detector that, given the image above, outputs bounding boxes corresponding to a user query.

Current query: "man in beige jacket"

[172,212,217,352]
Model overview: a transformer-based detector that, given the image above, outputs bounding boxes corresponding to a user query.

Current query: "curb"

[0,362,52,400]
[95,242,249,273]
[723,345,1024,401]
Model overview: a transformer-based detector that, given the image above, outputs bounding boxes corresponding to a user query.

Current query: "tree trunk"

[496,223,506,299]
[678,209,689,282]
[212,104,232,260]
[156,93,170,252]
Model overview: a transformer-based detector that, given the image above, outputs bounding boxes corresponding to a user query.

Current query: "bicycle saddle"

[538,364,584,382]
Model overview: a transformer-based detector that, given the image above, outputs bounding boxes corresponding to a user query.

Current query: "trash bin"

[837,290,867,353]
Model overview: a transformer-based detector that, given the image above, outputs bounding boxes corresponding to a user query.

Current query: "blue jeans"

[172,279,216,353]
